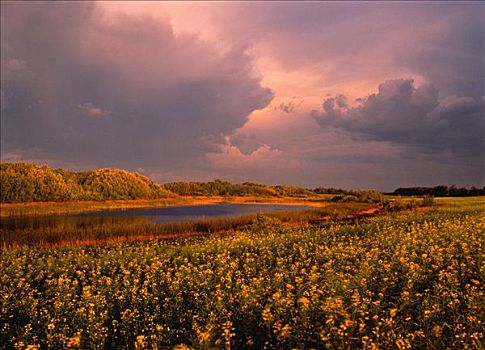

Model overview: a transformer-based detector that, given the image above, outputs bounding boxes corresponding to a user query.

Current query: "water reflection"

[0,204,308,233]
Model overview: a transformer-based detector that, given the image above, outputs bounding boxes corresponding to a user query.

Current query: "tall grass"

[0,195,333,218]
[0,198,201,217]
[0,203,372,247]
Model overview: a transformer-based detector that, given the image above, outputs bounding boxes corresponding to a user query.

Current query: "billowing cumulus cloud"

[312,79,484,159]
[0,2,272,169]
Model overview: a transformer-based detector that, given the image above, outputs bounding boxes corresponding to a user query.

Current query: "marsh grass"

[0,202,370,247]
[0,195,332,218]
[0,198,201,217]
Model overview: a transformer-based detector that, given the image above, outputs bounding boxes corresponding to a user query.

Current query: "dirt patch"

[359,206,381,216]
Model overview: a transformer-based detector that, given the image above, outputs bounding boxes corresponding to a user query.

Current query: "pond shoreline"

[0,195,330,217]
[1,202,375,248]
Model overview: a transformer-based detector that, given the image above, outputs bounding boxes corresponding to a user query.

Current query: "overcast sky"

[1,1,484,190]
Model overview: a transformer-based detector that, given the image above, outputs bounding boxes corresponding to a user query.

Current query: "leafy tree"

[393,185,485,197]
[0,163,173,203]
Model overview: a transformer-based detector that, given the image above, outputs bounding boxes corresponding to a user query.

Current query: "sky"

[1,1,484,190]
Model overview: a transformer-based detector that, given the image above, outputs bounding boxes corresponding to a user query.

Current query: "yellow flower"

[280,324,291,337]
[298,297,310,306]
[272,291,282,301]
[262,306,272,322]
[135,335,146,347]
[199,331,210,342]
[395,339,408,350]
[67,336,81,347]
[432,325,442,336]
[172,345,191,350]
[343,319,354,328]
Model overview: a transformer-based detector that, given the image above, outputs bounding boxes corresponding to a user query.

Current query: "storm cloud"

[191,2,484,97]
[1,2,272,169]
[311,79,484,158]
[396,7,484,99]
[1,1,483,189]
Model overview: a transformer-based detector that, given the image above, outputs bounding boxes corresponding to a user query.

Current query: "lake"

[1,203,312,232]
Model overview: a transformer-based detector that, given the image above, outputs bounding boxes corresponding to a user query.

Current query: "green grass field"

[0,199,483,349]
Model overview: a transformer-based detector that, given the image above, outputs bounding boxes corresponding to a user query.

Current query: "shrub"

[422,195,435,206]
[0,163,174,203]
[331,190,385,203]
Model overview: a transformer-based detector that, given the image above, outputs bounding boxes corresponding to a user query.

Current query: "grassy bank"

[1,203,483,349]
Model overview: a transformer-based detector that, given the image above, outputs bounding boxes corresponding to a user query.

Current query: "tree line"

[1,162,483,203]
[0,163,355,203]
[163,180,316,197]
[393,185,485,197]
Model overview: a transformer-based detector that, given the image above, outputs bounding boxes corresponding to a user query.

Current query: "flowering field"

[1,204,484,349]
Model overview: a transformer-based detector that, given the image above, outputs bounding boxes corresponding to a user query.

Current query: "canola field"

[1,204,484,349]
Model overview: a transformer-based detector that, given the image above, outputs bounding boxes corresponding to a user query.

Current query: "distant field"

[1,198,483,349]
[433,196,485,209]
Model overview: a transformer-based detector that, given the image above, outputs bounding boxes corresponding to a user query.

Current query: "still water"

[1,203,310,231]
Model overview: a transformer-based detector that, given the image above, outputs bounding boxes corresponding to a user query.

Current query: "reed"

[1,202,371,247]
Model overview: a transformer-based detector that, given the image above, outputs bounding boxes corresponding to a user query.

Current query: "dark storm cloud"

[0,2,273,168]
[311,79,484,158]
[212,2,484,97]
[226,133,265,156]
[395,6,485,99]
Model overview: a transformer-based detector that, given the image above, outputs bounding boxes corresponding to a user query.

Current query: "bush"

[249,214,282,234]
[0,163,72,202]
[422,195,435,206]
[0,163,174,203]
[331,190,385,203]
[83,169,171,200]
